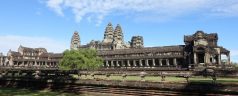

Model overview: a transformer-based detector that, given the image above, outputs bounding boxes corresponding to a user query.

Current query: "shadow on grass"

[0,87,80,96]
[0,78,83,96]
[179,81,238,95]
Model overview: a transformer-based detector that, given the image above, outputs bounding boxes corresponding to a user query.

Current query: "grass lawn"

[76,75,238,84]
[190,76,238,83]
[0,88,82,96]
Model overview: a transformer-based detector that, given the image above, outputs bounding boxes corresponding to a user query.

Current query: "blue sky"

[0,0,237,62]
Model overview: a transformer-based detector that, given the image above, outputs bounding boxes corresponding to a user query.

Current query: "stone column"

[102,62,105,67]
[27,61,30,67]
[133,60,136,68]
[14,61,17,67]
[122,60,126,67]
[166,59,170,66]
[127,60,131,67]
[152,59,156,67]
[49,62,51,67]
[44,61,47,67]
[218,54,221,65]
[111,60,114,67]
[173,58,177,66]
[194,53,197,64]
[116,61,120,67]
[205,53,210,64]
[34,61,36,67]
[159,59,162,66]
[106,60,109,67]
[146,59,149,68]
[49,62,52,67]
[139,59,142,67]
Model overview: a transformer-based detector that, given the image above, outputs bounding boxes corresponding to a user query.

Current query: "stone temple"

[0,22,231,71]
[70,22,231,70]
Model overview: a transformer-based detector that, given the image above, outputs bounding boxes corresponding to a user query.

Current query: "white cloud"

[46,0,64,16]
[0,35,68,55]
[45,0,238,25]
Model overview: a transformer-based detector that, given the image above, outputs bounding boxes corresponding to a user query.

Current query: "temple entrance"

[197,53,205,64]
[196,47,205,64]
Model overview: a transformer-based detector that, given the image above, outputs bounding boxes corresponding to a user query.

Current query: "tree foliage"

[59,48,103,70]
[231,62,238,70]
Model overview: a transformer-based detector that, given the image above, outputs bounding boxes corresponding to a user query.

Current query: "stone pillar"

[106,61,109,67]
[38,61,41,67]
[205,53,210,64]
[194,53,197,64]
[133,60,136,67]
[146,59,149,68]
[173,58,177,66]
[122,60,126,67]
[166,59,170,66]
[152,59,156,67]
[102,63,105,67]
[218,54,221,65]
[139,59,142,67]
[127,60,131,67]
[34,61,36,67]
[45,61,47,68]
[159,59,162,66]
[116,61,119,67]
[111,60,114,67]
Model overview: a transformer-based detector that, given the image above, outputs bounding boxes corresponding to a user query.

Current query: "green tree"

[231,62,238,70]
[59,48,103,70]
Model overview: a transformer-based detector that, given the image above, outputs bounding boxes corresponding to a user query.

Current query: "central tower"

[112,24,126,49]
[70,31,81,50]
[102,22,114,43]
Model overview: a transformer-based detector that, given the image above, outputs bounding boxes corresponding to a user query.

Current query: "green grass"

[190,76,238,83]
[77,75,238,84]
[78,75,189,82]
[0,88,81,96]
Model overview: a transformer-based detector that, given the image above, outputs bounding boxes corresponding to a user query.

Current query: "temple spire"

[112,24,127,49]
[70,31,81,50]
[113,24,124,43]
[102,22,114,43]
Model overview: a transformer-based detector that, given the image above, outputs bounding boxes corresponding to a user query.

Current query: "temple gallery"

[0,23,230,71]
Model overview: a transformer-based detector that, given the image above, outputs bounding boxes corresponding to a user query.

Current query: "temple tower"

[113,24,124,42]
[70,31,81,50]
[130,36,144,48]
[112,24,125,49]
[102,22,114,43]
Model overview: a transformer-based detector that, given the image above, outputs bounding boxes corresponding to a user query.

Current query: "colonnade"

[193,52,230,65]
[103,58,179,68]
[11,60,58,68]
